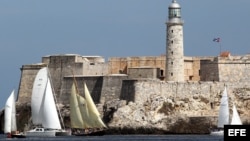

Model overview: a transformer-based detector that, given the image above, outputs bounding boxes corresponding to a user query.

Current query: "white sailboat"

[231,103,242,125]
[70,81,107,136]
[26,67,70,137]
[210,87,242,136]
[4,90,26,138]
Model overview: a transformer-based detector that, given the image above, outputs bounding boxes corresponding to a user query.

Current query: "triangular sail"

[70,82,87,128]
[77,94,91,128]
[4,90,17,133]
[217,87,230,128]
[231,104,242,125]
[31,67,62,129]
[31,68,48,125]
[11,91,17,132]
[84,83,106,128]
[70,81,106,129]
[40,78,62,129]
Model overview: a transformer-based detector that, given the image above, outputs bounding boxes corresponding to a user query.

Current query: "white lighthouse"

[165,0,184,82]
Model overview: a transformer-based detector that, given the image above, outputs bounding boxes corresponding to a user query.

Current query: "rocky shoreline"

[1,83,250,135]
[0,101,213,134]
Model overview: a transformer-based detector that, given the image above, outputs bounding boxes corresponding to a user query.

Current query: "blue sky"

[1,0,250,108]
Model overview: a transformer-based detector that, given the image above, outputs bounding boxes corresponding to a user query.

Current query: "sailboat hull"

[210,129,224,136]
[28,67,70,137]
[55,129,72,136]
[26,128,56,137]
[11,134,26,138]
[8,131,26,138]
[26,128,72,137]
[72,128,105,136]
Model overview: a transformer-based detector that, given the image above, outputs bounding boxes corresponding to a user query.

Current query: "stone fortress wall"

[10,53,250,134]
[16,54,250,100]
[16,54,250,123]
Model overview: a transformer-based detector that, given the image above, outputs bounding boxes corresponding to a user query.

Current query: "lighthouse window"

[171,40,173,44]
[171,62,173,65]
[171,73,173,76]
[169,8,181,18]
[171,30,173,33]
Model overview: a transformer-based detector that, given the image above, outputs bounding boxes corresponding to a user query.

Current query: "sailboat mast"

[70,68,80,95]
[46,67,66,130]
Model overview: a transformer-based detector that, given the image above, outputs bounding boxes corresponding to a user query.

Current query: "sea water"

[0,134,223,141]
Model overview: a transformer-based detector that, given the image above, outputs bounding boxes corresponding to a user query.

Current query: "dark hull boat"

[6,131,26,138]
[71,128,105,136]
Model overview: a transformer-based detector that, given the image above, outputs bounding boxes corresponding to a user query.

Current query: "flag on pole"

[213,37,220,42]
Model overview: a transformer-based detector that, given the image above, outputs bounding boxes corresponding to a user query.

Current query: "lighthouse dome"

[169,0,181,9]
[168,0,182,22]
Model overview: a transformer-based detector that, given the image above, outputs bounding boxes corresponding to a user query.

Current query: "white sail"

[217,87,230,128]
[211,87,242,136]
[40,79,62,129]
[4,90,17,133]
[31,67,61,129]
[31,68,48,125]
[231,104,242,125]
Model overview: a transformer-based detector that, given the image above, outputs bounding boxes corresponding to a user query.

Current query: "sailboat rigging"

[26,67,70,137]
[4,90,26,138]
[70,70,107,136]
[47,68,67,131]
[210,86,242,136]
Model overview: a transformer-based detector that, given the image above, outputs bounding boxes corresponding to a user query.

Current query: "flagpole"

[219,42,221,55]
[213,37,221,56]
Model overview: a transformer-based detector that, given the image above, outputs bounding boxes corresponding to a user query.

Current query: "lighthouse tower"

[165,0,184,82]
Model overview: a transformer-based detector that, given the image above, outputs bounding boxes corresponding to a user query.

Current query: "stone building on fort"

[1,0,250,134]
[16,52,250,105]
